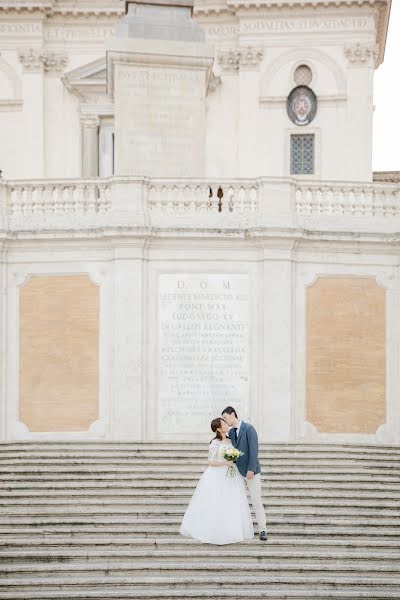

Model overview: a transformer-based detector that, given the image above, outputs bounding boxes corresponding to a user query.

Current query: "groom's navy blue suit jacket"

[228,421,261,478]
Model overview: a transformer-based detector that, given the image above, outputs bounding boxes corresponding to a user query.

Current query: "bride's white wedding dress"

[180,440,254,545]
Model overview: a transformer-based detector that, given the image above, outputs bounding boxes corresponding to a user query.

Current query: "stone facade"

[0,0,398,445]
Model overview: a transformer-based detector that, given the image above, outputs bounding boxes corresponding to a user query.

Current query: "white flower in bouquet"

[224,447,244,477]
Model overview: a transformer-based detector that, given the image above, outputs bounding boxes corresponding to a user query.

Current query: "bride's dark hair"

[210,417,224,443]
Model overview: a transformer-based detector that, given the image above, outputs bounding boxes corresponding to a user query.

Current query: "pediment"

[62,57,107,100]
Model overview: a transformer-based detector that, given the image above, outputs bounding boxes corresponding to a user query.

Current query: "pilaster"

[110,243,146,440]
[261,243,295,442]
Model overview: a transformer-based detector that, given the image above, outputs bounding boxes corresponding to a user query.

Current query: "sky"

[373,0,400,171]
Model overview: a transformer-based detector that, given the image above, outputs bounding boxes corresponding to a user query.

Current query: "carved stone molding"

[0,1,123,17]
[19,48,68,73]
[217,47,264,72]
[43,52,68,72]
[80,114,100,129]
[344,43,379,66]
[217,50,240,72]
[239,46,264,68]
[18,49,43,72]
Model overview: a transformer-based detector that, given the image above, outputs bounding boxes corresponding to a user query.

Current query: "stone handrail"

[2,178,400,233]
[295,181,400,217]
[148,179,259,213]
[1,179,111,217]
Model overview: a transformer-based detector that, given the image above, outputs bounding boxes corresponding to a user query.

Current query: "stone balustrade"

[295,182,400,217]
[148,180,259,214]
[3,180,111,217]
[2,177,400,233]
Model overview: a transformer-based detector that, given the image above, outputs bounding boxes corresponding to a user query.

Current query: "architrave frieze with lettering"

[194,0,389,66]
[0,0,124,17]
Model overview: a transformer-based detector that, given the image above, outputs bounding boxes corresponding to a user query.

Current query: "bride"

[180,417,254,545]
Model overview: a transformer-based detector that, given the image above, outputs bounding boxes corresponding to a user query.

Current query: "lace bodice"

[208,440,233,463]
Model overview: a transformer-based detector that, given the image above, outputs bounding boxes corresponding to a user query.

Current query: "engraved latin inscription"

[240,16,373,34]
[158,274,250,433]
[115,65,205,176]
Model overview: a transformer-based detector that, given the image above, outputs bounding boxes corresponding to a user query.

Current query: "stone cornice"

[0,0,124,17]
[195,0,390,66]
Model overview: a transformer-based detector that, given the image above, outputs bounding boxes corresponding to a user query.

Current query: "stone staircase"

[0,442,400,599]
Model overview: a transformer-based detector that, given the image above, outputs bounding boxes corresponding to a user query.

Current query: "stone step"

[2,574,400,592]
[2,480,399,492]
[1,524,400,539]
[0,432,399,453]
[2,547,400,562]
[2,456,400,466]
[1,462,398,472]
[2,559,400,577]
[1,472,399,483]
[1,588,400,599]
[1,504,398,518]
[2,535,400,551]
[1,489,399,503]
[0,511,399,525]
[1,495,398,509]
[2,442,399,600]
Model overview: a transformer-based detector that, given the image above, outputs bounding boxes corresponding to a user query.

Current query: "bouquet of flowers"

[224,447,244,478]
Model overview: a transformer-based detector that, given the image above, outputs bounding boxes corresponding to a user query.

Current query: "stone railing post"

[258,177,295,228]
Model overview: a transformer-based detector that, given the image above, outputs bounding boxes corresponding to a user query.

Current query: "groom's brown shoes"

[259,530,268,541]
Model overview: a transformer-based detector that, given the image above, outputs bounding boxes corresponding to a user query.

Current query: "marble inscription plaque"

[158,274,250,434]
[240,16,373,34]
[115,64,205,177]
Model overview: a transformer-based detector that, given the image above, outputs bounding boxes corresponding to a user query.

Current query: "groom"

[222,406,267,541]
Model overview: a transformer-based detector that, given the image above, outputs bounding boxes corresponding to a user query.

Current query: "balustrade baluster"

[98,185,108,213]
[86,185,97,213]
[10,188,21,216]
[227,186,235,212]
[353,188,364,216]
[295,188,303,214]
[23,187,33,215]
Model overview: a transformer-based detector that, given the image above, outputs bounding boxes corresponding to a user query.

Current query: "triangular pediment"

[62,57,107,97]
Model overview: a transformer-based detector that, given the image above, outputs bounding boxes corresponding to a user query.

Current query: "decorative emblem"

[287,86,317,126]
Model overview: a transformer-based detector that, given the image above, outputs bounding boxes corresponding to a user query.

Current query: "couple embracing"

[180,406,267,545]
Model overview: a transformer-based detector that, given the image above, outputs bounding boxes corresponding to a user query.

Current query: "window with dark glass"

[290,134,314,175]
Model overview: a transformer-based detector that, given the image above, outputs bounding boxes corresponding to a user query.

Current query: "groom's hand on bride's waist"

[246,471,255,480]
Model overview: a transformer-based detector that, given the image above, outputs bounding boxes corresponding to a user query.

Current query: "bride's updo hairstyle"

[210,417,223,443]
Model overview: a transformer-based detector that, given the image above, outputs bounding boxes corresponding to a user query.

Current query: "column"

[81,115,99,177]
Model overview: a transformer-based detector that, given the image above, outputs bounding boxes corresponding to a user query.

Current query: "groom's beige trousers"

[244,473,267,531]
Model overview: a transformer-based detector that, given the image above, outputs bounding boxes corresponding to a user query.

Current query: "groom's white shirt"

[235,420,242,438]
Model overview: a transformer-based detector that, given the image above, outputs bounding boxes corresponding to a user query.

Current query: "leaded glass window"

[290,134,314,175]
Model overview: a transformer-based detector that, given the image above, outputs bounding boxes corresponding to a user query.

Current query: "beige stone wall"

[19,275,99,432]
[306,277,386,434]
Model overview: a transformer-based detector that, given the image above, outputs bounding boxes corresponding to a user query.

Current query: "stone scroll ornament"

[287,86,317,126]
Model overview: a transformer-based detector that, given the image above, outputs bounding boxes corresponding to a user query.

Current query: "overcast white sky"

[373,0,399,171]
